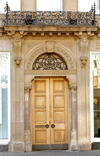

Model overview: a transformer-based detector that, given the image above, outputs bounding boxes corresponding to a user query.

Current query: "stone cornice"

[2,26,97,38]
[4,26,97,32]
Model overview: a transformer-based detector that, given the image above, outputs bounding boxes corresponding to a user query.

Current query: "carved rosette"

[80,56,88,68]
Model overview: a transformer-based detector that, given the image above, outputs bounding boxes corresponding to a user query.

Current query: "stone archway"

[25,42,76,70]
[24,41,77,152]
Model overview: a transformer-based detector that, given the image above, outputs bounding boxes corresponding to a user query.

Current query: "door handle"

[51,124,55,128]
[45,124,49,128]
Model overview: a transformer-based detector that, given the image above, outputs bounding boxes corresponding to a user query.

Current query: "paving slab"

[0,150,100,156]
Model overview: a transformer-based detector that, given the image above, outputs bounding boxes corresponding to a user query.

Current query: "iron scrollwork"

[32,53,67,70]
[2,3,96,26]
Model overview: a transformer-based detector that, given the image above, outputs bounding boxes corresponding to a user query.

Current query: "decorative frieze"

[80,56,88,68]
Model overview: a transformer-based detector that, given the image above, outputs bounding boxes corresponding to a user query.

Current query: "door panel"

[31,78,50,145]
[31,77,68,149]
[50,78,68,144]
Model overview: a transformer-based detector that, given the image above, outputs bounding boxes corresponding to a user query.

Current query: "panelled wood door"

[31,77,68,150]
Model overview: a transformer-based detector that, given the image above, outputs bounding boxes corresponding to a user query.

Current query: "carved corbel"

[74,31,82,37]
[7,31,28,68]
[49,33,53,37]
[66,33,69,37]
[32,32,36,37]
[87,31,94,36]
[46,41,55,52]
[80,56,88,68]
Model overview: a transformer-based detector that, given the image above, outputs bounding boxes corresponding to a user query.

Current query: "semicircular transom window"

[32,53,67,70]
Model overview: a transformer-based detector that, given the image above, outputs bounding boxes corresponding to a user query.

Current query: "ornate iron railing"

[3,2,96,26]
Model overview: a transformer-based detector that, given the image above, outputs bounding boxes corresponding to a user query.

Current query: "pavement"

[0,150,100,156]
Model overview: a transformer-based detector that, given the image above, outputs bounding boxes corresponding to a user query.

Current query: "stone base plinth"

[78,140,91,151]
[70,129,77,151]
[24,130,31,152]
[9,142,25,153]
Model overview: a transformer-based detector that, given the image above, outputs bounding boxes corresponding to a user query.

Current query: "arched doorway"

[31,53,69,150]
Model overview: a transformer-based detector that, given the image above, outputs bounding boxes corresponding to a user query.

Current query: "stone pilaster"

[76,33,91,151]
[8,32,27,153]
[24,84,32,152]
[69,85,77,151]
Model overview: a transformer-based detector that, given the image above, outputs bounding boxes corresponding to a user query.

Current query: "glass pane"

[93,55,100,138]
[37,0,62,11]
[0,54,9,139]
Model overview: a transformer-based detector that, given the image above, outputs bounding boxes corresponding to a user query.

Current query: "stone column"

[24,84,32,152]
[69,85,77,151]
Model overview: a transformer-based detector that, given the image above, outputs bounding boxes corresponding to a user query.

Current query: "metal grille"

[2,2,96,26]
[32,53,67,70]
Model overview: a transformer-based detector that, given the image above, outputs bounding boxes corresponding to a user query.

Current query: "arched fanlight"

[32,53,67,70]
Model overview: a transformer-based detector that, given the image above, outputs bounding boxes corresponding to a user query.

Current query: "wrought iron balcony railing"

[2,2,96,27]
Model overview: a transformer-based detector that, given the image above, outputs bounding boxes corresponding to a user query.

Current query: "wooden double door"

[31,77,68,150]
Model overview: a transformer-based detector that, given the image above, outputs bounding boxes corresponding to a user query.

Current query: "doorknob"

[45,124,49,128]
[51,124,55,128]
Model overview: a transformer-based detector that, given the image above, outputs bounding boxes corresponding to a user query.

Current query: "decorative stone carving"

[14,57,22,67]
[24,83,32,92]
[26,43,76,70]
[69,85,77,91]
[46,41,55,52]
[7,31,28,68]
[80,56,88,68]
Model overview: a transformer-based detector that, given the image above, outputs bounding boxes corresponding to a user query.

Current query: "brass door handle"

[45,124,49,128]
[51,124,55,128]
